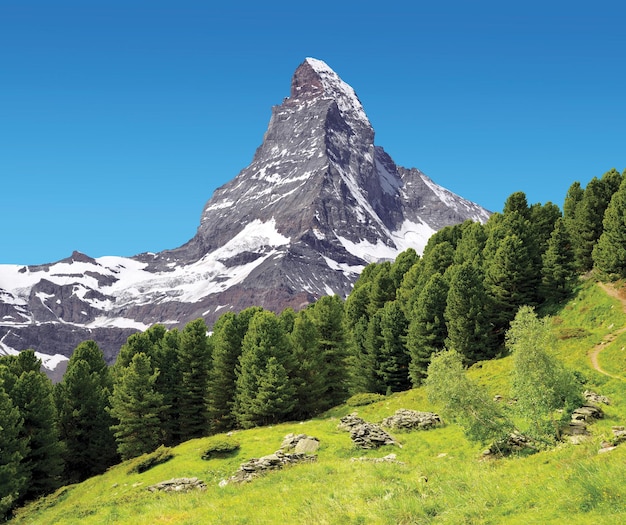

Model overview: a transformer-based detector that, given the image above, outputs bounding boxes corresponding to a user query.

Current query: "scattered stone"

[221,450,317,485]
[349,422,399,449]
[147,477,206,493]
[350,453,404,464]
[280,433,319,454]
[381,409,442,431]
[611,426,626,445]
[493,395,503,402]
[483,431,537,457]
[584,390,610,405]
[571,404,604,422]
[337,413,367,431]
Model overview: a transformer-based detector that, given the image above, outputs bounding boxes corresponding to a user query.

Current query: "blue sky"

[1,1,625,265]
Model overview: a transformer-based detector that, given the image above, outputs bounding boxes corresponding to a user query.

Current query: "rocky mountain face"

[0,58,490,376]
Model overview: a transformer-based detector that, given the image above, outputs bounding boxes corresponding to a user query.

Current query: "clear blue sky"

[2,1,624,265]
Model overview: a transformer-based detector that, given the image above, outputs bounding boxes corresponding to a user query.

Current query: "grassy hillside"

[12,280,626,524]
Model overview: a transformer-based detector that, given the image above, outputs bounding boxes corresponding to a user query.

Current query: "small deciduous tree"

[424,349,513,444]
[506,306,583,441]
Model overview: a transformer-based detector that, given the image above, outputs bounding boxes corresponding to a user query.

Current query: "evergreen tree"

[207,312,245,432]
[54,340,118,483]
[1,352,64,502]
[389,248,419,289]
[483,234,537,342]
[344,280,374,394]
[0,384,27,520]
[445,262,495,363]
[529,201,562,256]
[541,217,576,300]
[407,272,449,386]
[309,295,349,409]
[154,328,182,445]
[289,310,326,418]
[416,241,455,289]
[234,310,296,428]
[108,353,166,460]
[572,171,621,272]
[395,259,423,316]
[453,221,487,267]
[593,178,626,279]
[178,318,211,440]
[378,301,410,392]
[367,262,396,315]
[363,310,385,394]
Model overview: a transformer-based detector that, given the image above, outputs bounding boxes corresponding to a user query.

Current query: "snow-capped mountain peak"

[0,58,490,376]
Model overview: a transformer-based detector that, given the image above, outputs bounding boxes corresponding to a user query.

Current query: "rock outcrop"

[147,477,207,493]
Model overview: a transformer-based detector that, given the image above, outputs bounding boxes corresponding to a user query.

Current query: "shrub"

[201,438,240,460]
[346,393,386,407]
[126,445,174,474]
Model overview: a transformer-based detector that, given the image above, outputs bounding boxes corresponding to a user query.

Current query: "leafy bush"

[346,393,386,407]
[126,445,174,474]
[201,437,240,460]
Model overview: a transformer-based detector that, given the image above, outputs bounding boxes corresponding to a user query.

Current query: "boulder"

[147,477,206,493]
[349,423,398,449]
[280,433,319,454]
[221,450,317,485]
[584,390,610,405]
[571,404,603,422]
[337,413,366,431]
[381,409,442,431]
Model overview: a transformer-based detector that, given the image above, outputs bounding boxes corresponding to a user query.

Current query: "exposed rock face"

[0,58,491,374]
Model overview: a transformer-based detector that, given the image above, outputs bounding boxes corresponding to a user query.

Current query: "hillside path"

[589,282,626,380]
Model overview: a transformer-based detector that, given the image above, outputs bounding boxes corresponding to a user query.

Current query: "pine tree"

[55,341,118,483]
[108,353,166,460]
[445,262,495,363]
[407,272,449,386]
[234,310,296,428]
[483,234,537,342]
[389,248,419,289]
[1,352,64,502]
[593,178,626,279]
[154,328,182,445]
[207,312,245,432]
[453,221,487,267]
[541,217,576,300]
[289,310,326,418]
[344,280,374,394]
[378,301,410,392]
[178,318,211,440]
[363,310,385,394]
[0,384,27,520]
[309,295,349,409]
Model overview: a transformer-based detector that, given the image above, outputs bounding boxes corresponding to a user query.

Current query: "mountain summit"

[0,58,490,373]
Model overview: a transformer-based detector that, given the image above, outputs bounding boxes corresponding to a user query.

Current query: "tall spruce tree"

[289,310,326,418]
[234,310,296,428]
[178,318,211,440]
[108,353,166,460]
[0,351,64,502]
[309,295,349,409]
[155,328,182,445]
[378,301,410,392]
[593,177,626,279]
[0,383,27,521]
[445,262,495,363]
[407,272,449,386]
[55,340,118,483]
[541,217,576,300]
[484,234,537,343]
[207,312,246,432]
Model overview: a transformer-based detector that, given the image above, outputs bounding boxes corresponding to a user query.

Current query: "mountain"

[0,58,490,375]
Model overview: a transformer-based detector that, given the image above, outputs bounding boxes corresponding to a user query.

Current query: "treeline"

[1,168,624,519]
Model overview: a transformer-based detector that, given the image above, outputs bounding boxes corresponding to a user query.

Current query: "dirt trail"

[588,282,626,380]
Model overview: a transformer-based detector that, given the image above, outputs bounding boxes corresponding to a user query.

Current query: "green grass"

[12,280,626,524]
